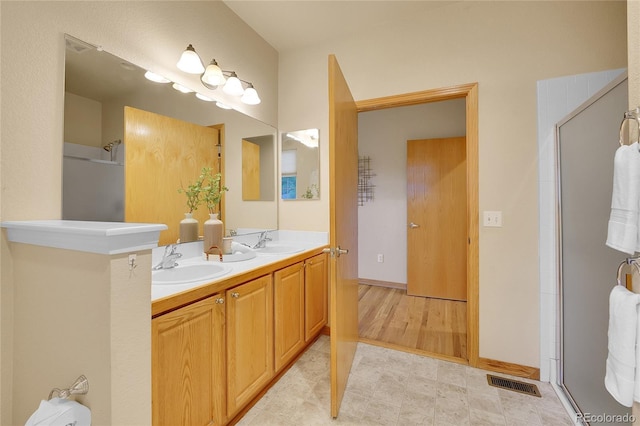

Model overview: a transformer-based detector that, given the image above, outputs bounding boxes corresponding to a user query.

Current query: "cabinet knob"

[231,292,239,298]
[215,298,224,304]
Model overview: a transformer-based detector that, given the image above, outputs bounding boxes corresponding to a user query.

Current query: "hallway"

[358,284,466,360]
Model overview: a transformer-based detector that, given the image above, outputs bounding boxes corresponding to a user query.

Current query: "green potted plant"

[199,167,228,214]
[178,180,203,214]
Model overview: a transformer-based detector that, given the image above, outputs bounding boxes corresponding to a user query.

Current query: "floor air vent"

[486,374,541,397]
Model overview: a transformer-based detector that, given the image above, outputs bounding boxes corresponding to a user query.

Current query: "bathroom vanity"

[150,231,328,426]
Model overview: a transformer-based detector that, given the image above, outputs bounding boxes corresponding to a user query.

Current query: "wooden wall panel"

[124,107,219,245]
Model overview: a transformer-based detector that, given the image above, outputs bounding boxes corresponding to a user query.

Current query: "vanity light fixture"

[177,45,262,105]
[201,59,226,87]
[286,129,318,148]
[172,82,193,93]
[222,72,244,96]
[195,93,214,102]
[240,83,261,105]
[176,44,205,74]
[144,71,171,83]
[216,101,232,110]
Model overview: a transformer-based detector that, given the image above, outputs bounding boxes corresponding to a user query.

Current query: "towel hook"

[616,257,640,286]
[618,107,640,148]
[48,375,89,400]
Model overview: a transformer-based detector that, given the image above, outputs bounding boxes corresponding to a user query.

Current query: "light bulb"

[144,71,170,83]
[195,93,214,102]
[172,83,193,93]
[176,44,204,74]
[216,101,232,110]
[201,59,226,86]
[241,86,261,105]
[223,73,244,96]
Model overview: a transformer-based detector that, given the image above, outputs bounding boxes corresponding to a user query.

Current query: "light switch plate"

[483,211,503,227]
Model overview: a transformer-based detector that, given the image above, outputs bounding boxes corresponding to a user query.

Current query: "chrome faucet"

[253,231,272,249]
[153,244,182,270]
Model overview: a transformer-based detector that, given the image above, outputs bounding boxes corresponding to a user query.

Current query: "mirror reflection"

[62,34,278,243]
[281,129,320,200]
[242,135,276,201]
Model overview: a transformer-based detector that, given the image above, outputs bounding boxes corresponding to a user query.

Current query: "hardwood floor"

[358,284,467,360]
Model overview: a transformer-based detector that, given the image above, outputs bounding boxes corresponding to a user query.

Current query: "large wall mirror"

[281,129,320,200]
[63,34,278,244]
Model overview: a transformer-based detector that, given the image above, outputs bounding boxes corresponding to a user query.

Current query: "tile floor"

[238,335,574,426]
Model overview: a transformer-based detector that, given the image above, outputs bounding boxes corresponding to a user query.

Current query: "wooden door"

[124,106,219,245]
[152,295,226,426]
[274,262,305,372]
[305,253,328,341]
[242,139,260,200]
[407,137,467,300]
[226,275,273,417]
[328,54,359,418]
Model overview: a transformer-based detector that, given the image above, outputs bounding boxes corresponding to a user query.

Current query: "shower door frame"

[555,72,629,425]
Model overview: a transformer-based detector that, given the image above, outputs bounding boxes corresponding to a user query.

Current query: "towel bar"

[48,375,89,400]
[618,107,640,147]
[616,257,640,287]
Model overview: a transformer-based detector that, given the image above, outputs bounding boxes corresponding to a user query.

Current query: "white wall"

[358,100,466,285]
[278,1,627,367]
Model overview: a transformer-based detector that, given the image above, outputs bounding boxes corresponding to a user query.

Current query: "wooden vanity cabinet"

[304,253,328,341]
[225,275,274,417]
[274,262,306,372]
[152,294,226,426]
[274,253,328,371]
[151,250,328,425]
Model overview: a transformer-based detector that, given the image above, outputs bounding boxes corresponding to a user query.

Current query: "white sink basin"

[255,244,304,255]
[152,263,230,285]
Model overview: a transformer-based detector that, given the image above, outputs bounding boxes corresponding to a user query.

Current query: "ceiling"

[222,1,457,52]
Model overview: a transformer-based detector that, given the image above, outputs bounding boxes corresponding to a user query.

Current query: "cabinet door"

[305,253,328,341]
[226,275,274,416]
[152,295,226,426]
[274,262,306,372]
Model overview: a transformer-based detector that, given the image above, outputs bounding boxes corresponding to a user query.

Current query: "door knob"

[214,298,224,304]
[336,246,349,257]
[231,292,239,298]
[323,246,349,257]
[409,222,420,228]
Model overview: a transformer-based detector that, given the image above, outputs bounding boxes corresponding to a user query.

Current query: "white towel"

[605,285,640,407]
[606,143,640,254]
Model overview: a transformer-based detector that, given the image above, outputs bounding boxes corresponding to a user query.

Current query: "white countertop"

[151,230,328,301]
[1,220,167,254]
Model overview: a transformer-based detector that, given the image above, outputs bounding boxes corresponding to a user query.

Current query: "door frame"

[355,83,479,367]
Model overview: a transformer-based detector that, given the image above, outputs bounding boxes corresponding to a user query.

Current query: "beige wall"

[0,1,633,422]
[1,2,278,424]
[0,1,278,223]
[629,0,639,108]
[10,244,152,425]
[64,93,102,147]
[277,1,627,367]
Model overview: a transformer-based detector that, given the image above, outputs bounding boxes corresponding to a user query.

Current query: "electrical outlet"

[377,254,384,263]
[483,211,503,227]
